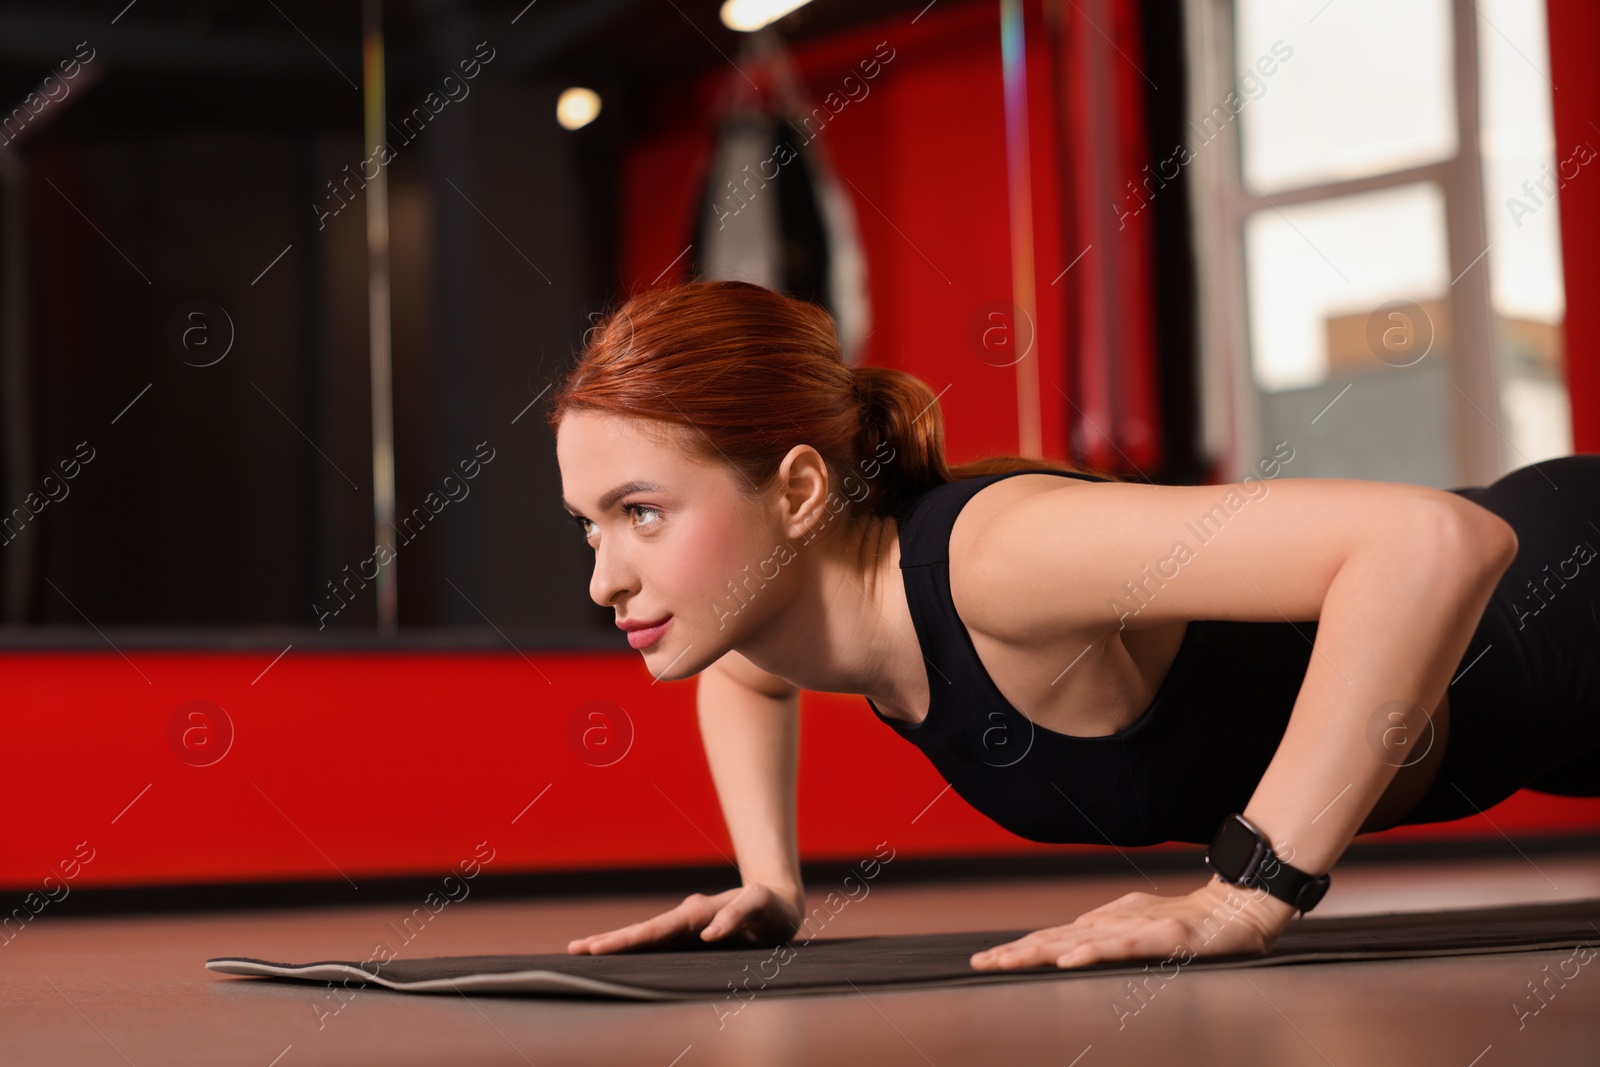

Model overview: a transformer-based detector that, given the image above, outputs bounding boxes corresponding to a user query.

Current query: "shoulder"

[951,473,1097,545]
[949,474,1109,644]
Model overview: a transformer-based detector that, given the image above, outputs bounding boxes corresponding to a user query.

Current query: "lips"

[618,615,672,649]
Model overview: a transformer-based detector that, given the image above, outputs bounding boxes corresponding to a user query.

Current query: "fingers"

[970,885,1282,973]
[566,916,674,955]
[563,885,807,956]
[970,918,1189,971]
[700,884,775,942]
[567,891,729,955]
[969,927,1053,970]
[1051,934,1147,969]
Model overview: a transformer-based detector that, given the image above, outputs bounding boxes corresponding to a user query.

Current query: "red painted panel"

[619,0,1070,468]
[1,650,1595,891]
[1548,0,1600,449]
[1055,0,1164,470]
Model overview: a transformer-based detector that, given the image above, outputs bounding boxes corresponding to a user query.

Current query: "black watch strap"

[1205,812,1331,914]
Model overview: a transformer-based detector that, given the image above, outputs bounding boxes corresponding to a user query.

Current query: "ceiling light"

[719,0,813,33]
[556,87,601,131]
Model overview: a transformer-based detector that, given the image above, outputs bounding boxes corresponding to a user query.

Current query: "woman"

[553,279,1598,971]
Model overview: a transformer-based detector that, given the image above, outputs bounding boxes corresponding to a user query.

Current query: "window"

[1184,0,1570,485]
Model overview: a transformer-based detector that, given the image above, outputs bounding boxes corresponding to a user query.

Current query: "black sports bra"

[864,467,1327,846]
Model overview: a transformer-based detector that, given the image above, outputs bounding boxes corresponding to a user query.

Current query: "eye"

[570,504,662,546]
[624,503,663,530]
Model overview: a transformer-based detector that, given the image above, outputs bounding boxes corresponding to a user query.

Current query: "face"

[557,412,804,679]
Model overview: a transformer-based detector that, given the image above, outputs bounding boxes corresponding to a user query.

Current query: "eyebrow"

[561,480,667,518]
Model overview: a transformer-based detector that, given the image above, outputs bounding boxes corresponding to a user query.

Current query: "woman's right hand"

[566,883,805,955]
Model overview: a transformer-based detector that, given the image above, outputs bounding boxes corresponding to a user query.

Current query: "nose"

[588,536,637,608]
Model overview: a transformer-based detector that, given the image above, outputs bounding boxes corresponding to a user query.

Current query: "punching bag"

[689,30,870,367]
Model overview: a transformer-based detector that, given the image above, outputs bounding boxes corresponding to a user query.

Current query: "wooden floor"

[4,853,1599,1066]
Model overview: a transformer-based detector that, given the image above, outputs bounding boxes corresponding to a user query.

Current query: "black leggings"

[1405,454,1600,824]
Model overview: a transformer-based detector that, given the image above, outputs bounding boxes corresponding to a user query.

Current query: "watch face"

[1207,815,1265,879]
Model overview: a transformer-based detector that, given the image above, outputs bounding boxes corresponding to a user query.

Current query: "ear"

[773,445,832,541]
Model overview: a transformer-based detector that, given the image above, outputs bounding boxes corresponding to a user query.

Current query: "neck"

[733,511,914,709]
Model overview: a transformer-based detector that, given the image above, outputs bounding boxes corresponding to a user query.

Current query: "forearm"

[1234,509,1515,927]
[696,671,804,902]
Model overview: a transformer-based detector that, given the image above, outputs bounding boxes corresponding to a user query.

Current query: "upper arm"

[704,649,801,699]
[963,476,1517,640]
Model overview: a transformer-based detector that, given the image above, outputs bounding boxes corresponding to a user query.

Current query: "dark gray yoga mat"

[205,898,1600,1001]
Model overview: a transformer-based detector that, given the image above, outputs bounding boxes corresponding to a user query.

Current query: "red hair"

[546,280,1118,522]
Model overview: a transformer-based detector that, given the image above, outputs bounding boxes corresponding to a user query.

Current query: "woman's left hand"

[969,877,1298,971]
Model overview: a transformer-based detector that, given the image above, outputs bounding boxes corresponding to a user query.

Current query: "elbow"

[1431,498,1518,576]
[1488,515,1519,568]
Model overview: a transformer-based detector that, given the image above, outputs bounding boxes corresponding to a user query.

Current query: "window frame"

[1182,0,1510,486]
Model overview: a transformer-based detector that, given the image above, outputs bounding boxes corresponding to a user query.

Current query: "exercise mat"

[205,897,1600,1001]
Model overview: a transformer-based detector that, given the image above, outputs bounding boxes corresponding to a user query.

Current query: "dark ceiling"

[0,0,937,140]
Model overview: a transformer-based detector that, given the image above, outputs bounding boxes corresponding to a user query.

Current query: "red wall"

[621,0,1078,468]
[3,649,1596,892]
[5,649,1080,889]
[1548,0,1600,449]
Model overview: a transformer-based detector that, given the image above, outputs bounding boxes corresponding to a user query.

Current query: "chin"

[646,656,700,684]
[643,634,721,682]
[637,636,685,671]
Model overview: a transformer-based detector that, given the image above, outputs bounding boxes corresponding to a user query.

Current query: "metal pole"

[1446,0,1504,486]
[363,0,398,635]
[1001,0,1044,458]
[0,147,31,621]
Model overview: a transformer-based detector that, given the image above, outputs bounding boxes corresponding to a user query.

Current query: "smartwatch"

[1205,812,1331,914]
